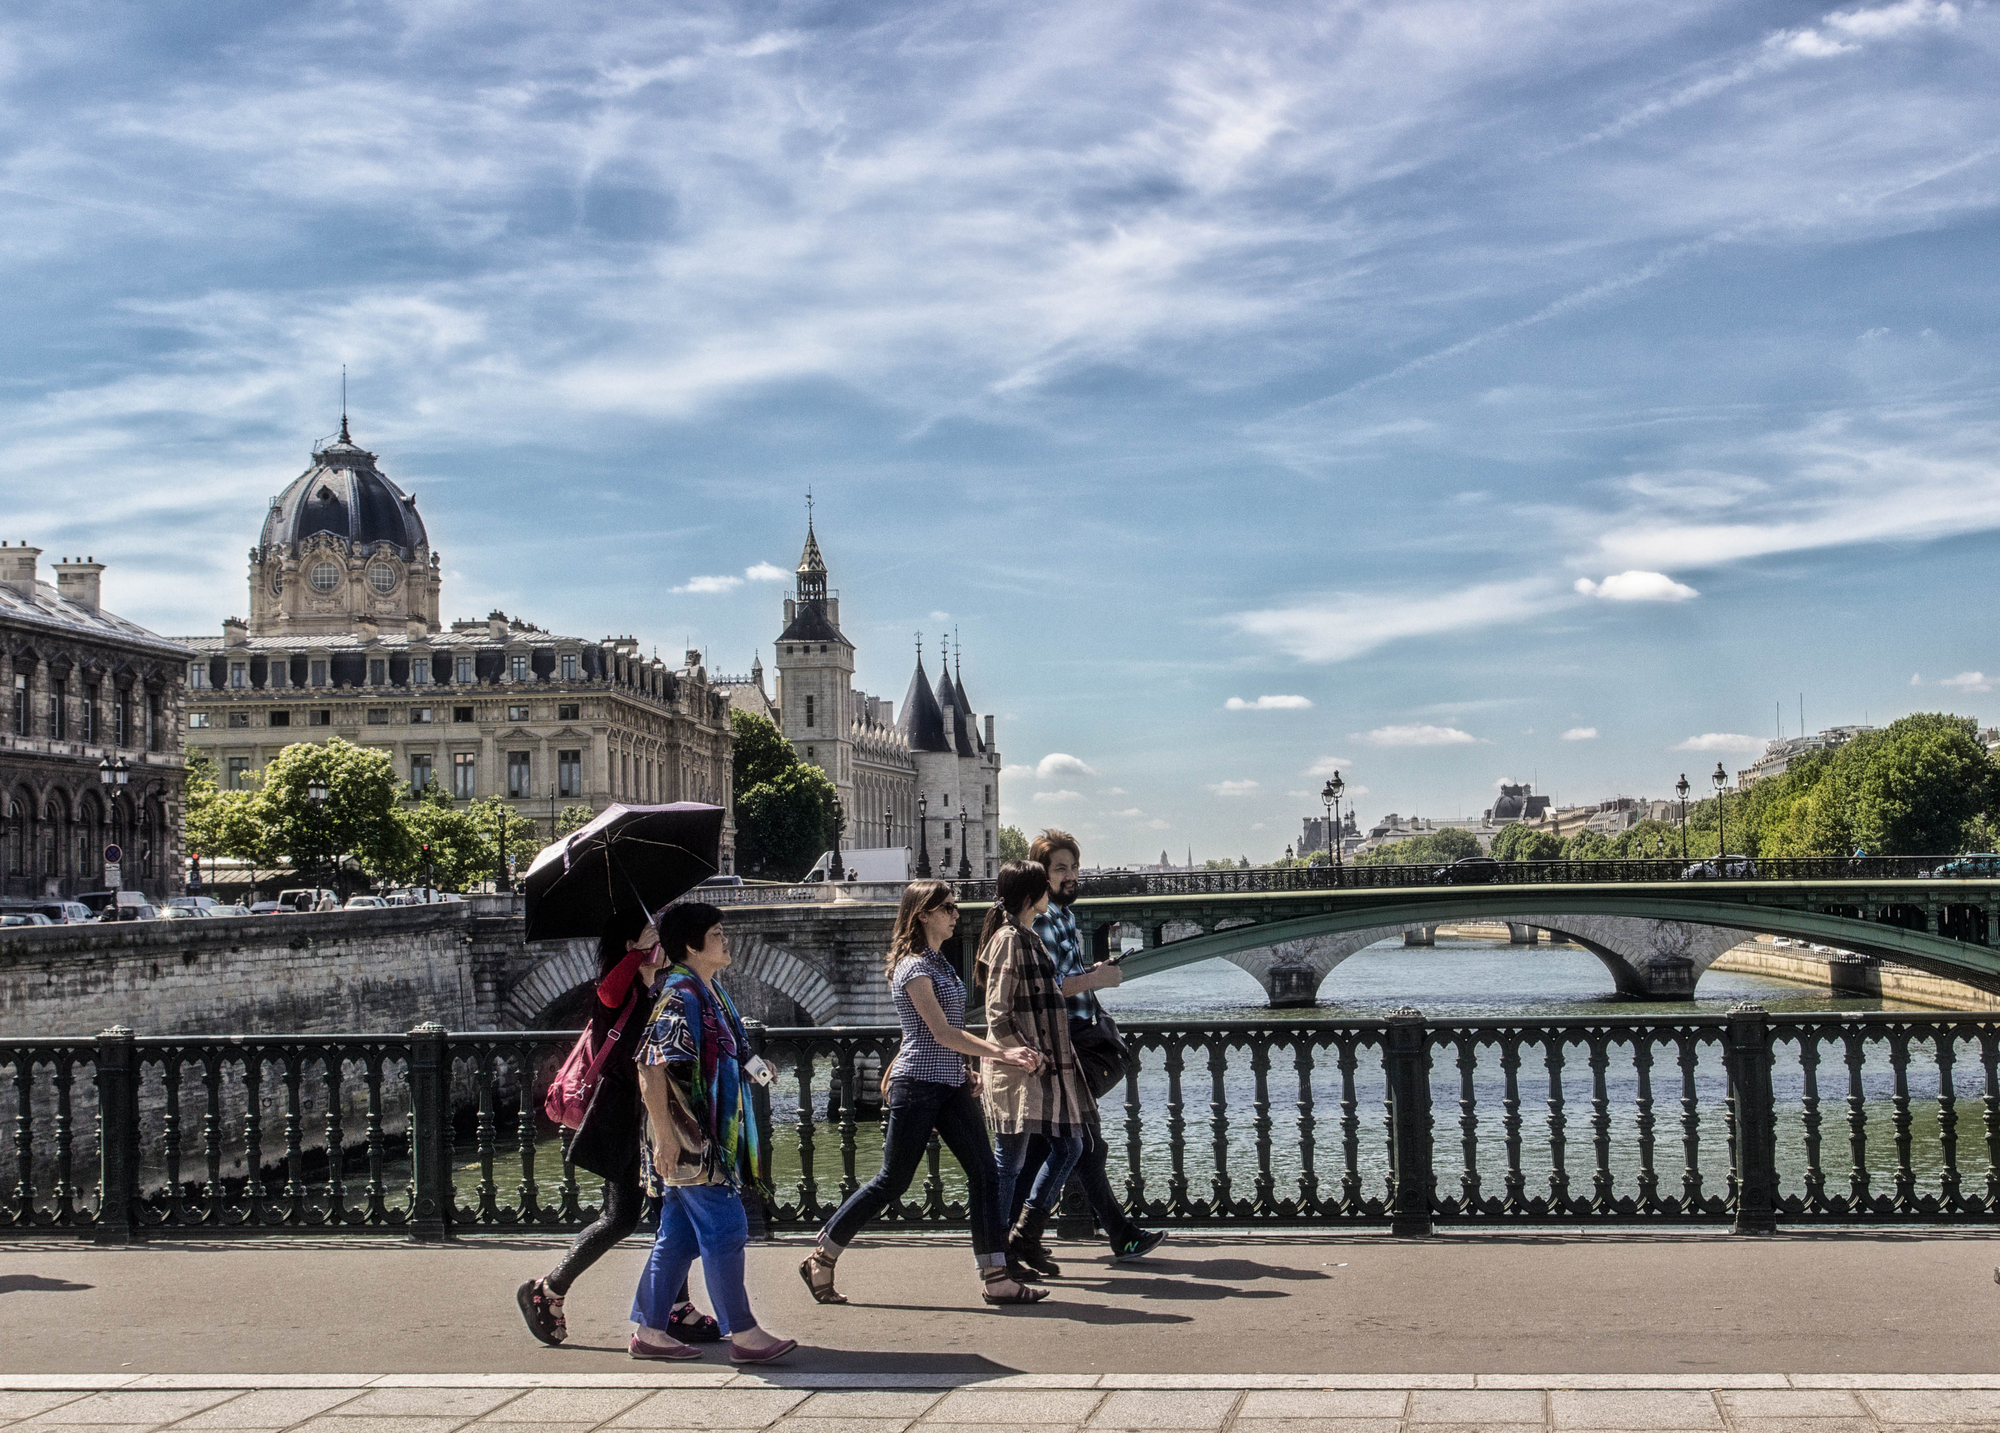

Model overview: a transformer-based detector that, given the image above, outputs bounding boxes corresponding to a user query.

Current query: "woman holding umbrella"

[516,914,720,1348]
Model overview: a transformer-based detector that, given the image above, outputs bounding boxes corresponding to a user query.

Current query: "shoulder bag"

[1070,1010,1133,1100]
[543,994,639,1130]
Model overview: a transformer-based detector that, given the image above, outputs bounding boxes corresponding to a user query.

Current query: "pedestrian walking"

[516,916,720,1348]
[976,860,1109,1282]
[1001,830,1167,1273]
[800,880,1048,1308]
[629,902,796,1364]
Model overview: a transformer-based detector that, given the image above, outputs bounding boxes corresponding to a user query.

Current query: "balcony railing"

[7,1010,1999,1241]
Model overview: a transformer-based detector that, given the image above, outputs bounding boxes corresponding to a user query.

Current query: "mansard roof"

[897,657,951,753]
[259,420,428,558]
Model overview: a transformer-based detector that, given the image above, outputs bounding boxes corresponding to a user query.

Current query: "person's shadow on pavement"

[0,1275,93,1295]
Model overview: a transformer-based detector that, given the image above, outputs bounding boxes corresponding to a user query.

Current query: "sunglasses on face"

[933,902,960,915]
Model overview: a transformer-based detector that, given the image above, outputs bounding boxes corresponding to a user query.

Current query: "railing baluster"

[243,1054,266,1225]
[362,1050,388,1225]
[323,1052,346,1226]
[1293,1039,1317,1215]
[15,1055,36,1224]
[1456,1036,1480,1210]
[201,1051,224,1226]
[1678,1031,1702,1208]
[162,1050,184,1227]
[1165,1038,1189,1215]
[1500,1035,1524,1211]
[1250,1038,1274,1216]
[281,1048,306,1225]
[1844,1024,1869,1209]
[1545,1034,1569,1210]
[1799,1030,1824,1210]
[835,1046,859,1204]
[1207,1036,1231,1215]
[1125,1050,1146,1215]
[474,1050,499,1224]
[1890,1029,1915,1210]
[1337,1036,1361,1212]
[53,1052,75,1225]
[922,1132,945,1220]
[1589,1032,1612,1211]
[1984,1030,2000,1212]
[1634,1036,1657,1210]
[793,1048,818,1216]
[1936,1028,1960,1211]
[516,1049,541,1224]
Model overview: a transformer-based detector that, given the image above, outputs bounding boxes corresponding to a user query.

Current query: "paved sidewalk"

[13,1375,2000,1432]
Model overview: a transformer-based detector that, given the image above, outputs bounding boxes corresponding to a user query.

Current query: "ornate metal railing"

[8,1010,2000,1239]
[942,855,2000,906]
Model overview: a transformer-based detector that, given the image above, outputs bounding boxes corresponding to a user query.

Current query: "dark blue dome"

[260,421,427,557]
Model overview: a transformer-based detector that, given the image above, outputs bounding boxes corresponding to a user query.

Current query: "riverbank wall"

[1709,941,2000,1012]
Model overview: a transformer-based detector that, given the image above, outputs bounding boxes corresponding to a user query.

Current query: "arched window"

[78,800,99,878]
[4,800,19,876]
[42,802,62,876]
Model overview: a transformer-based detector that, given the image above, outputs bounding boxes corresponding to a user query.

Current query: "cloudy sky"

[3,0,1996,862]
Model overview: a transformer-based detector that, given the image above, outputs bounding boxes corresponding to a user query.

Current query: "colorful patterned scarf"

[640,965,762,1192]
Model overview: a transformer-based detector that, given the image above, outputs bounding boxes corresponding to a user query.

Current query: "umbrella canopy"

[523,803,727,942]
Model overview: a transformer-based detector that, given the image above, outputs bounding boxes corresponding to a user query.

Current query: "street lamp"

[916,793,931,878]
[1322,772,1346,878]
[307,776,331,897]
[1674,774,1690,860]
[1712,762,1729,862]
[829,797,846,882]
[958,807,971,880]
[883,807,893,850]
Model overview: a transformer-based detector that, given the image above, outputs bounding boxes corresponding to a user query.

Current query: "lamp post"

[915,793,931,878]
[883,807,893,850]
[98,757,129,892]
[829,797,846,882]
[1322,772,1345,878]
[307,776,331,899]
[1712,762,1729,862]
[958,808,971,880]
[1675,774,1690,860]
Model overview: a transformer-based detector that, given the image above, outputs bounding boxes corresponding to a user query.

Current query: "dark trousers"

[820,1078,1006,1261]
[1006,1122,1140,1244]
[545,1167,693,1308]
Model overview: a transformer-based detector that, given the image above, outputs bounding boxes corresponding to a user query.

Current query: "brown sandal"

[981,1268,1050,1305]
[798,1250,847,1305]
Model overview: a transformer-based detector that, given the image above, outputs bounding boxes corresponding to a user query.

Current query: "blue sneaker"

[1111,1229,1167,1262]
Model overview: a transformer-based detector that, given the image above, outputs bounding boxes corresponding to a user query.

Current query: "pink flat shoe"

[729,1336,797,1365]
[628,1331,702,1361]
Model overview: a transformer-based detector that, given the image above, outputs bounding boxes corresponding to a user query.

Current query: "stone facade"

[177,422,734,867]
[0,544,189,904]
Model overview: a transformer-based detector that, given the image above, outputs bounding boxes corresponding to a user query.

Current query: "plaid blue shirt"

[1034,900,1099,1026]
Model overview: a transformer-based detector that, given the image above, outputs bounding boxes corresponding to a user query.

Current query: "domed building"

[180,422,735,870]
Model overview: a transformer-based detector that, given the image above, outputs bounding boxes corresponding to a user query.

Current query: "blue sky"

[2,0,1996,863]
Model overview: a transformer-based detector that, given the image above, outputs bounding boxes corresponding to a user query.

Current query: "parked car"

[1434,855,1501,885]
[0,899,96,924]
[168,896,220,912]
[159,905,209,920]
[1924,854,2000,879]
[97,903,159,921]
[343,895,388,909]
[276,888,339,912]
[0,912,54,926]
[697,875,746,888]
[247,900,284,915]
[1682,857,1759,880]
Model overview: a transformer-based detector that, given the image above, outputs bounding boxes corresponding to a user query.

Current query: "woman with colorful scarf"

[630,902,796,1365]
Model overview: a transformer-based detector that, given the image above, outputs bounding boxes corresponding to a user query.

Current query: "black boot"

[1009,1206,1063,1279]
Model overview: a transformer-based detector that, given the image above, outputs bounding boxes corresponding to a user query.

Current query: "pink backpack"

[543,997,640,1130]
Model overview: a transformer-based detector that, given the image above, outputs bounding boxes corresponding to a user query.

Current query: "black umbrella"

[522,802,727,942]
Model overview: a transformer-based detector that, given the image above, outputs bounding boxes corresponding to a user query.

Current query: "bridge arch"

[500,933,844,1030]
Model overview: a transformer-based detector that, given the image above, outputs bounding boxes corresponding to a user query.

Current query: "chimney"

[985,714,995,746]
[54,557,104,613]
[488,611,508,641]
[0,544,41,598]
[684,649,702,669]
[222,616,248,647]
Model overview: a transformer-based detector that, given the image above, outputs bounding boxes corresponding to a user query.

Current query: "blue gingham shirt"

[1034,900,1099,1026]
[888,949,969,1086]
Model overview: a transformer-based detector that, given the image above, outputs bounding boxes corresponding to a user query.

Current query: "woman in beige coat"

[977,860,1114,1280]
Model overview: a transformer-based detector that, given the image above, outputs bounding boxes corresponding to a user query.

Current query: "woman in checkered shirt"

[800,879,1047,1307]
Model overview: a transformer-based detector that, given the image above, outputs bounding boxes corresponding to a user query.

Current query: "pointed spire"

[897,649,951,753]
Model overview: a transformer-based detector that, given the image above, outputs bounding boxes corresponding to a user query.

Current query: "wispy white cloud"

[1941,671,1992,692]
[673,574,742,594]
[1231,580,1563,664]
[744,562,787,581]
[1562,727,1599,740]
[1361,725,1477,747]
[1033,789,1084,804]
[1304,756,1351,777]
[1207,779,1261,796]
[1574,572,1698,602]
[1672,733,1766,753]
[1037,753,1098,780]
[1225,694,1312,710]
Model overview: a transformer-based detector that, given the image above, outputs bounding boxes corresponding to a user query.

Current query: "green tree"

[997,825,1029,863]
[557,804,597,836]
[182,753,274,866]
[1356,828,1481,866]
[731,709,795,794]
[390,781,493,891]
[259,739,409,891]
[1850,714,1995,855]
[736,764,838,880]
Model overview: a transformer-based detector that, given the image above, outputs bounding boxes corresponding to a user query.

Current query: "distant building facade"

[1736,726,1876,788]
[1,545,189,903]
[178,422,734,867]
[762,519,1001,877]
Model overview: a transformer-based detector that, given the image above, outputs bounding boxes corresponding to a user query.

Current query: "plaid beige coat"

[978,922,1096,1137]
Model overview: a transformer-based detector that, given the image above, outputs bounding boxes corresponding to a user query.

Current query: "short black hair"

[656,901,725,963]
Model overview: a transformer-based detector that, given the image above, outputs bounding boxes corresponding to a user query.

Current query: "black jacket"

[564,978,649,1182]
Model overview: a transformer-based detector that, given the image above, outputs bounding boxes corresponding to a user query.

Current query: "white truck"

[801,847,912,883]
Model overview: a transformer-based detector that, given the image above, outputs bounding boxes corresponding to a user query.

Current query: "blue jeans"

[631,1184,755,1336]
[820,1078,1006,1263]
[994,1130,1083,1223]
